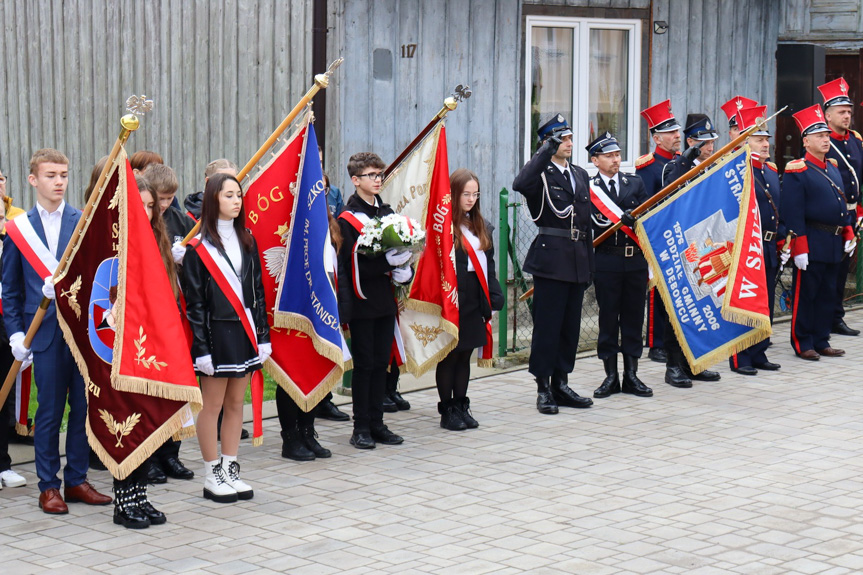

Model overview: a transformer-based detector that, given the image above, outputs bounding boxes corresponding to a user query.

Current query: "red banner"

[55,152,202,479]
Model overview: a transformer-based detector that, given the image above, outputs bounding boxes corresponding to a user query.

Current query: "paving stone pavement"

[5,311,863,573]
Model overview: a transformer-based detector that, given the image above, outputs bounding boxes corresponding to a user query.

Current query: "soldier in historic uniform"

[818,77,863,337]
[587,132,652,399]
[660,114,723,386]
[720,95,759,142]
[782,104,855,360]
[636,100,682,364]
[728,106,786,375]
[512,114,594,414]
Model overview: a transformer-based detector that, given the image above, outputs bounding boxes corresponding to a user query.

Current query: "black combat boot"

[550,371,593,408]
[299,424,332,458]
[621,355,653,397]
[438,400,467,431]
[134,479,167,525]
[593,356,621,398]
[535,376,559,415]
[280,427,315,461]
[455,397,479,428]
[665,348,692,388]
[113,478,150,529]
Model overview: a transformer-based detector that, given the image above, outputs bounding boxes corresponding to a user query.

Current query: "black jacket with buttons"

[590,173,648,273]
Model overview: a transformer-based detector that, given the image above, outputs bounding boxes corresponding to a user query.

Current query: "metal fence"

[497,187,863,357]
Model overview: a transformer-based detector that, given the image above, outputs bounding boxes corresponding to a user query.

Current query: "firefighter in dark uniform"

[660,113,723,386]
[587,132,653,399]
[720,95,759,142]
[636,100,682,364]
[782,104,856,360]
[728,106,786,375]
[512,114,594,414]
[818,77,863,337]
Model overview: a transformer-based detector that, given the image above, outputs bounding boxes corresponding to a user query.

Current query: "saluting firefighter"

[636,100,682,364]
[720,95,759,142]
[512,114,594,415]
[728,106,786,375]
[587,133,653,399]
[818,77,863,337]
[782,105,856,361]
[660,114,723,386]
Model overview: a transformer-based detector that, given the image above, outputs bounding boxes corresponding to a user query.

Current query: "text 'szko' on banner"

[54,151,202,479]
[379,123,460,376]
[636,145,772,373]
[244,112,347,412]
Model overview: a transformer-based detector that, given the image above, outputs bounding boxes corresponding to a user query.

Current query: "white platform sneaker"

[0,469,26,488]
[202,459,238,503]
[221,456,254,500]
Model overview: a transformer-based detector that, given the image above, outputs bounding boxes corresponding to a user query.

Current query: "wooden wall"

[780,0,863,49]
[0,0,312,209]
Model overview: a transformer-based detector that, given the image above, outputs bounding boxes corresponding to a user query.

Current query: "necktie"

[608,179,617,200]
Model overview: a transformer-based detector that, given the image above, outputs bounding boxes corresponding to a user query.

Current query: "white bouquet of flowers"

[356,213,425,256]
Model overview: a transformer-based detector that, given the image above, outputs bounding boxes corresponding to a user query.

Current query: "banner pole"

[181,58,344,246]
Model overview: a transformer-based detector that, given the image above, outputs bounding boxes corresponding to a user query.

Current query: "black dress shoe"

[665,366,692,388]
[240,428,250,440]
[350,431,376,449]
[317,400,350,422]
[370,425,404,445]
[688,368,721,382]
[146,460,167,485]
[551,384,593,408]
[382,394,398,413]
[161,456,194,480]
[731,365,758,376]
[753,361,781,371]
[647,347,667,363]
[390,391,411,411]
[832,319,860,336]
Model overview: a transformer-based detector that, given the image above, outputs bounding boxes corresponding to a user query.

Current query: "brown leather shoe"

[797,350,820,361]
[39,488,69,514]
[817,347,845,357]
[65,480,112,505]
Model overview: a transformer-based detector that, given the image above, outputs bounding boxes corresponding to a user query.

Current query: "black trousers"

[791,262,838,353]
[730,265,777,369]
[275,386,315,430]
[834,253,851,322]
[153,439,181,461]
[595,267,648,359]
[645,286,668,349]
[0,333,14,472]
[529,276,586,378]
[348,314,396,432]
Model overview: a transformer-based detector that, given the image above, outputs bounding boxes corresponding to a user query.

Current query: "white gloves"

[780,250,791,266]
[195,354,215,376]
[9,332,32,364]
[794,253,809,271]
[845,239,857,254]
[258,342,272,365]
[385,249,411,267]
[392,266,412,284]
[42,278,55,300]
[171,241,186,264]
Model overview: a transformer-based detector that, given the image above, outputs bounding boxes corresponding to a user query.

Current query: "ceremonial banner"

[636,146,771,372]
[379,123,459,376]
[245,114,346,411]
[55,151,202,479]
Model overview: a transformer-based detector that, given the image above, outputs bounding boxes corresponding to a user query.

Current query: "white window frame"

[524,15,642,174]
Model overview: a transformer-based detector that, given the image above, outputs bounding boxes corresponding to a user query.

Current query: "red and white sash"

[5,217,58,280]
[188,237,258,352]
[589,183,639,244]
[339,210,371,300]
[463,233,494,365]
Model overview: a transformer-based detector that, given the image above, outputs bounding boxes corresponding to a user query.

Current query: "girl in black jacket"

[182,174,270,503]
[436,169,504,430]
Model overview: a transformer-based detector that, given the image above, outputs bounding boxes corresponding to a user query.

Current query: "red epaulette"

[827,158,839,168]
[852,129,863,142]
[635,153,654,169]
[785,159,807,173]
[766,161,778,172]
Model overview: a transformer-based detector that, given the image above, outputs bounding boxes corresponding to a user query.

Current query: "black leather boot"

[299,424,332,458]
[386,374,410,410]
[551,371,593,408]
[622,356,653,397]
[455,397,478,428]
[382,394,398,413]
[535,376,559,415]
[113,479,150,529]
[438,400,467,431]
[665,349,692,388]
[280,427,315,461]
[684,363,721,382]
[134,480,167,525]
[317,398,350,421]
[593,356,621,398]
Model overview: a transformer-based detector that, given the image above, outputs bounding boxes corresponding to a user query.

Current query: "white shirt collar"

[600,173,619,189]
[36,200,65,219]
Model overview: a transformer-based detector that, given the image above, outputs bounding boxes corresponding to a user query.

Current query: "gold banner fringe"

[89,403,194,480]
[400,316,459,377]
[112,375,203,405]
[15,422,30,436]
[253,435,263,447]
[264,359,343,413]
[334,384,352,397]
[477,358,494,368]
[271,313,345,367]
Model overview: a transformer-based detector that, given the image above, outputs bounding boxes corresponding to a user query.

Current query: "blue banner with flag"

[273,123,345,376]
[636,146,771,373]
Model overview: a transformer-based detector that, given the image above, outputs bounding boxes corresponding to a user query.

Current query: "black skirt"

[455,271,489,351]
[197,318,262,378]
